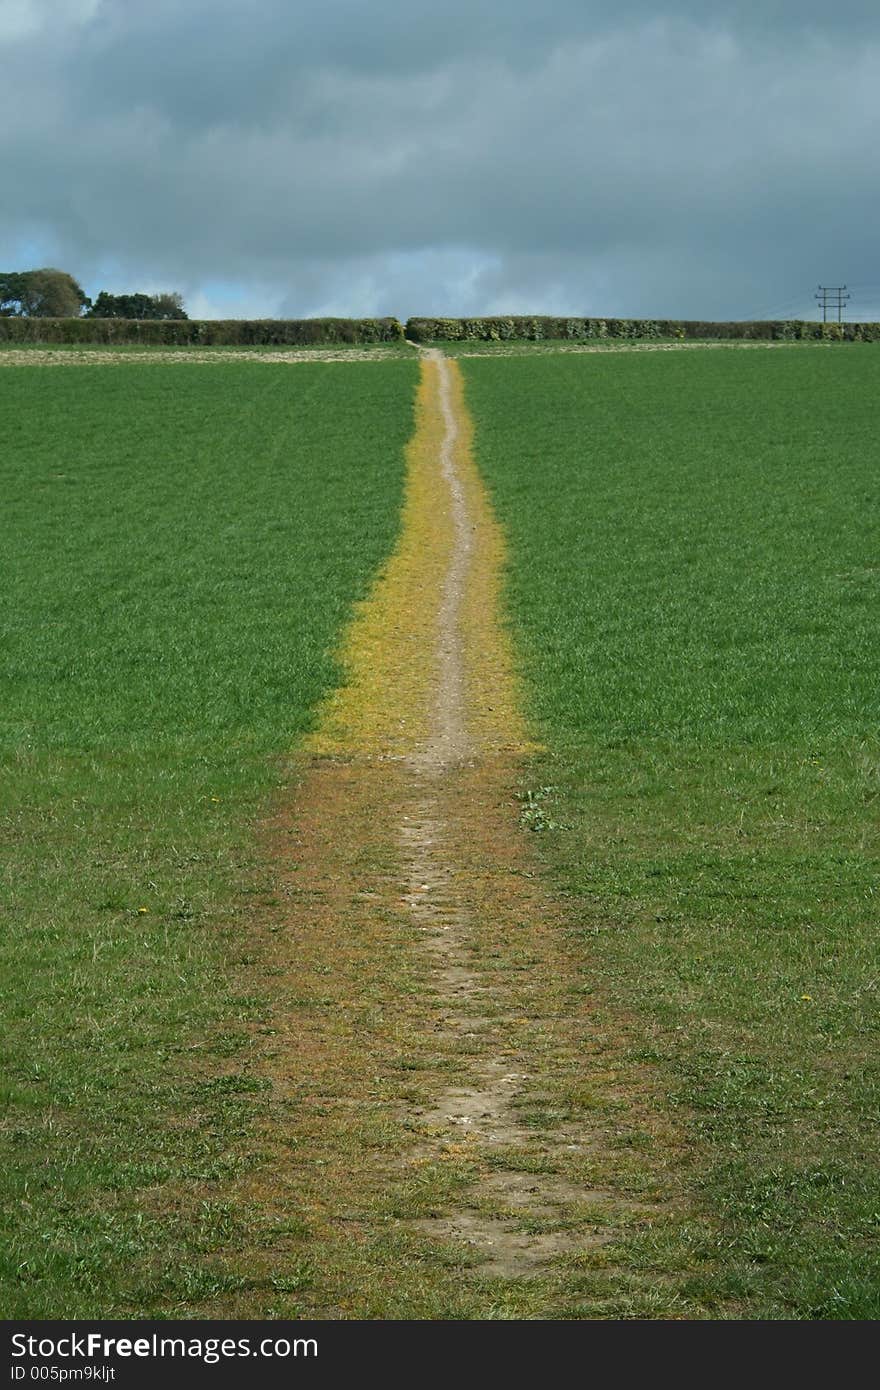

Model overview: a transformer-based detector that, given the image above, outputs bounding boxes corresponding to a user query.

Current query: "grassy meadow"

[464,345,880,1319]
[0,360,416,1316]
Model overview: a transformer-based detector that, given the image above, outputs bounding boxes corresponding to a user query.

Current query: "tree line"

[0,268,187,320]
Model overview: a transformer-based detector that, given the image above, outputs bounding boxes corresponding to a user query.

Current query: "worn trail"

[389,352,588,1272]
[240,350,682,1316]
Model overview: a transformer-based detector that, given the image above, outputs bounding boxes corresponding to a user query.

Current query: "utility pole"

[815,285,850,323]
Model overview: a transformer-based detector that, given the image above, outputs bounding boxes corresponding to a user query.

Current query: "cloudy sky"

[2,0,878,320]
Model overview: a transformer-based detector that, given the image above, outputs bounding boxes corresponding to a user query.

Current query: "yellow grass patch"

[306,356,532,758]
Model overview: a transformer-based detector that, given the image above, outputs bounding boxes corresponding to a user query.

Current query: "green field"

[0,361,416,1316]
[4,344,879,1321]
[464,345,880,1318]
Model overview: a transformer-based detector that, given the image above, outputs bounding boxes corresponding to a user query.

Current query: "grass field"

[463,345,880,1318]
[0,360,416,1316]
[4,343,879,1321]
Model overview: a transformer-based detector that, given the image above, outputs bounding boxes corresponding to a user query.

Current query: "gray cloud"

[2,1,879,318]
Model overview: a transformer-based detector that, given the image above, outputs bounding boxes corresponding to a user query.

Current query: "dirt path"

[233,350,687,1317]
[383,350,592,1273]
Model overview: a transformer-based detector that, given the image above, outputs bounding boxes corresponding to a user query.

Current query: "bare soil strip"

[0,339,816,369]
[227,350,691,1316]
[0,347,403,367]
[455,340,823,358]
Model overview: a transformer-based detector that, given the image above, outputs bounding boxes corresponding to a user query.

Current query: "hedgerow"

[405,317,880,344]
[4,315,877,348]
[0,317,405,345]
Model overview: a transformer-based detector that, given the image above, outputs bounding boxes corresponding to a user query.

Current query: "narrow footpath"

[236,350,686,1318]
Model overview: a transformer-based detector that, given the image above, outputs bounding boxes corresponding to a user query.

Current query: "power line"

[815,284,850,323]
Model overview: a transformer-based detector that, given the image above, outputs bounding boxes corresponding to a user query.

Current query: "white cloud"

[0,0,42,42]
[0,0,100,43]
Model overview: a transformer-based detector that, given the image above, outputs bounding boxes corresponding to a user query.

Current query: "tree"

[151,292,187,320]
[87,290,188,320]
[2,268,90,317]
[0,272,28,316]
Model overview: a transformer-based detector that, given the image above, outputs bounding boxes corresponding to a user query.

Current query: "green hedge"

[405,317,880,344]
[4,314,877,348]
[0,317,404,346]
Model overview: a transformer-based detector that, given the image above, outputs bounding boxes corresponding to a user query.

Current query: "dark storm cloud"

[2,1,879,317]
